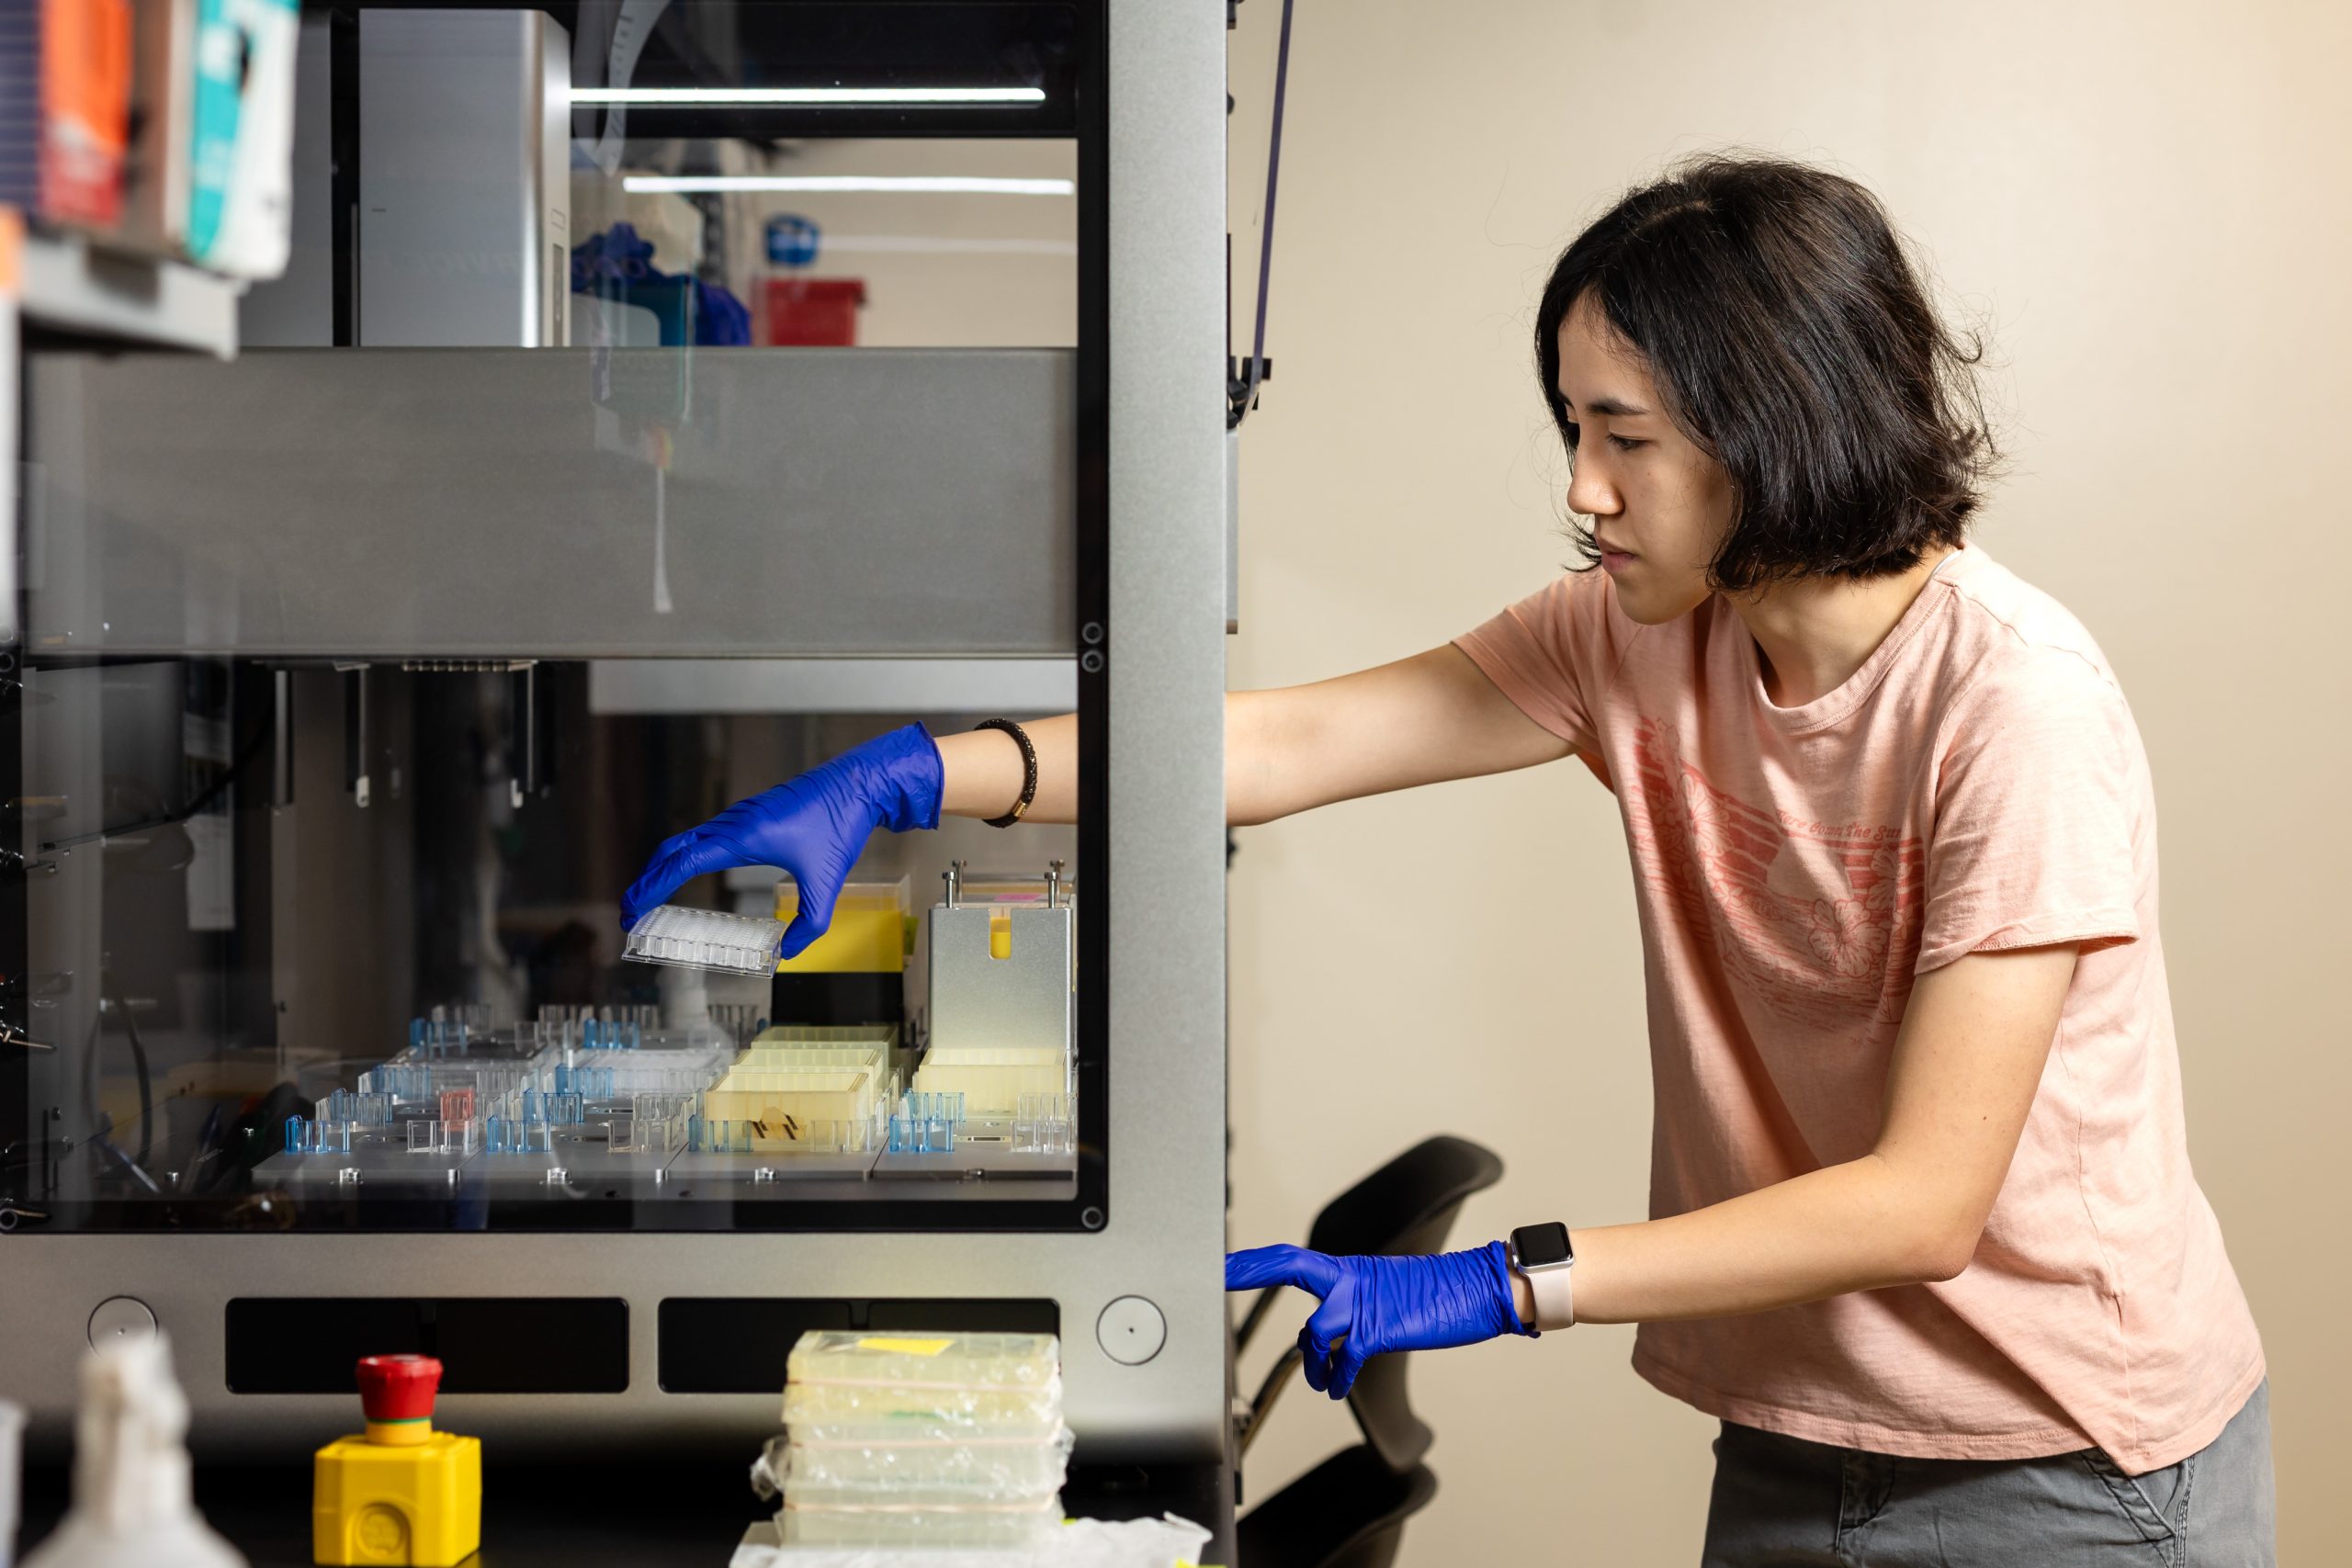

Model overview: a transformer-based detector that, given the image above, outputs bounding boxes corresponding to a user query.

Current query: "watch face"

[1513,1222,1573,1269]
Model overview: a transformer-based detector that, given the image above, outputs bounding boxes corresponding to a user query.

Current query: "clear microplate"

[551,1045,733,1097]
[625,904,790,976]
[360,1062,531,1103]
[783,1332,1064,1427]
[776,1495,1062,1550]
[782,1385,1074,1432]
[763,1425,1073,1494]
[780,1474,1064,1508]
[787,1330,1059,1389]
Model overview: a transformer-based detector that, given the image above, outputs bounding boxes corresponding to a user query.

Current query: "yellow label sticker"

[857,1336,955,1356]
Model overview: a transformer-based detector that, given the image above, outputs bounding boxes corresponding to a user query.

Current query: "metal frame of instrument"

[0,0,1228,1462]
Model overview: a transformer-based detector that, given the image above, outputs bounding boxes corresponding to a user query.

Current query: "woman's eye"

[1608,434,1644,452]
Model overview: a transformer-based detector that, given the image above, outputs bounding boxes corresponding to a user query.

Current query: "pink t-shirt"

[1455,545,2262,1472]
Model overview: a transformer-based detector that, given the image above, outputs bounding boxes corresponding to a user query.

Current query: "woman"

[620,157,2271,1564]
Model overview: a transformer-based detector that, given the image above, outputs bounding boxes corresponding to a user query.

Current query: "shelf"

[18,227,241,358]
[24,347,1079,659]
[588,659,1080,716]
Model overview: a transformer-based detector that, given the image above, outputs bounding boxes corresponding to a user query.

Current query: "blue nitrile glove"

[1225,1241,1535,1401]
[617,722,943,957]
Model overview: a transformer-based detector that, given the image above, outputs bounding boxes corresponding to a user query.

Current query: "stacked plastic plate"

[755,1331,1071,1550]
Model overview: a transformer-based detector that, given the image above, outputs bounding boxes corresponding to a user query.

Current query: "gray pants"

[1701,1382,2274,1567]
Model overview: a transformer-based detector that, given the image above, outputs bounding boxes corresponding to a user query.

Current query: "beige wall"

[1222,2,2351,1562]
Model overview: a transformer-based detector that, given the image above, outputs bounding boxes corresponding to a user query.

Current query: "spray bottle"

[20,1335,244,1568]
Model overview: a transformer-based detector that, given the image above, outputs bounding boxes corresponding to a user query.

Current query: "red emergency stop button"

[356,1354,443,1423]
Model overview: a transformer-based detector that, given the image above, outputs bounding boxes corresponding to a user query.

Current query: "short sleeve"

[1453,570,1636,756]
[1916,650,2146,974]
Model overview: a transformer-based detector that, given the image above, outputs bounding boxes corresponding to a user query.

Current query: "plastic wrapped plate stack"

[755,1331,1073,1551]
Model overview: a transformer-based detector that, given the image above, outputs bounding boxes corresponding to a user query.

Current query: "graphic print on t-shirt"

[1628,716,1924,1032]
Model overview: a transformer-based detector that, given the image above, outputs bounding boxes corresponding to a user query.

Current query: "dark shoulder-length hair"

[1535,155,1996,592]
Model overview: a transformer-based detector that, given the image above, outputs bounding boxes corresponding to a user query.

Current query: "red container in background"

[761,276,866,346]
[35,0,134,227]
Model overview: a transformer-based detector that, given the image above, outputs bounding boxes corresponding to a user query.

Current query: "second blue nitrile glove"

[1225,1241,1535,1401]
[617,722,944,957]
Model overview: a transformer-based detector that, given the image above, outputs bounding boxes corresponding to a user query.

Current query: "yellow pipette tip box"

[774,876,910,975]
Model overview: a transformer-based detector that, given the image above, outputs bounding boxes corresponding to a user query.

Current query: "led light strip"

[813,235,1078,256]
[573,85,1045,106]
[620,175,1074,197]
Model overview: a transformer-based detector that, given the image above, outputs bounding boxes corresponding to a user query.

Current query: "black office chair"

[1233,1134,1507,1568]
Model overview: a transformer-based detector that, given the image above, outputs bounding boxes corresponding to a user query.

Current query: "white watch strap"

[1526,1259,1576,1331]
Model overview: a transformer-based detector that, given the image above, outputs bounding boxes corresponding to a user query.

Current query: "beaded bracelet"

[975,718,1038,828]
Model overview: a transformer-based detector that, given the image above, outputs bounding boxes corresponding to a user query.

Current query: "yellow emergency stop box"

[311,1427,481,1566]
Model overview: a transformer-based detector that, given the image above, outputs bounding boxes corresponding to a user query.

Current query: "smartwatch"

[1508,1221,1577,1330]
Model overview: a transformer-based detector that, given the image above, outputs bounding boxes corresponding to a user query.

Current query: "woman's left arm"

[1227,943,2080,1399]
[1554,944,2076,1325]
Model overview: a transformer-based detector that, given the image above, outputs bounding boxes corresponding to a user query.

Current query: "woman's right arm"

[935,645,1573,829]
[620,648,1566,939]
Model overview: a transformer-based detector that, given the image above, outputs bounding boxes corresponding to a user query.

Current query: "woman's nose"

[1566,457,1620,518]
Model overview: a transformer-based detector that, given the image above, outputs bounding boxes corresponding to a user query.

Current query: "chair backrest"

[1305,1134,1506,1257]
[1307,1134,1505,1472]
[1236,1444,1439,1568]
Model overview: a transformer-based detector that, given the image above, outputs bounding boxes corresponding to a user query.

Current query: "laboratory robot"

[0,0,1230,1518]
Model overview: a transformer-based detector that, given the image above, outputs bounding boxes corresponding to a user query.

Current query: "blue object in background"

[765,214,822,267]
[573,221,752,347]
[693,274,752,345]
